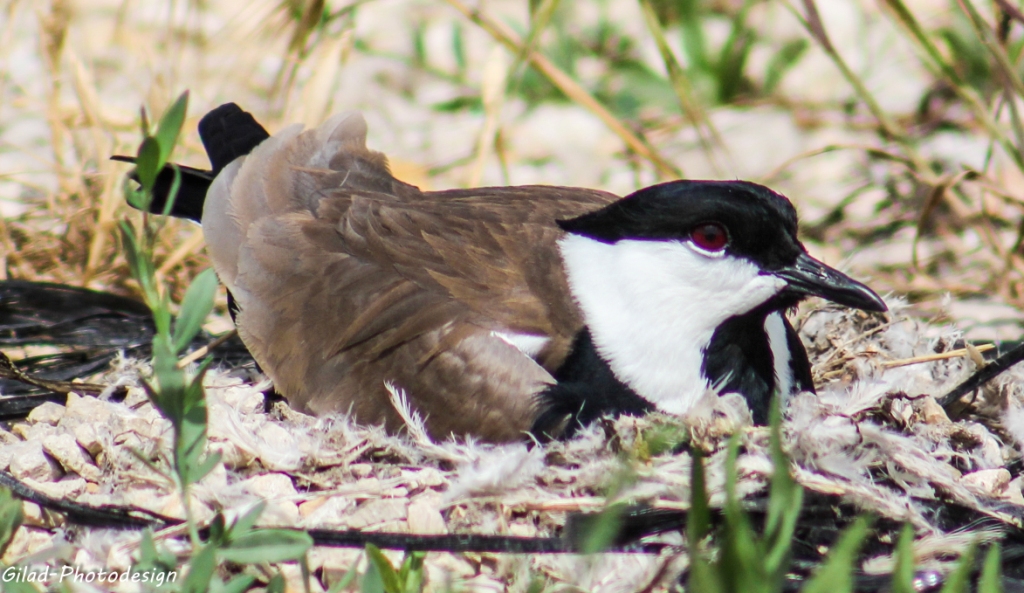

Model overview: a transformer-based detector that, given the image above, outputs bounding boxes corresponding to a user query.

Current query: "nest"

[0,297,1022,592]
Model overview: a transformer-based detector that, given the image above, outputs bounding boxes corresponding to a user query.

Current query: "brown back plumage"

[203,112,618,441]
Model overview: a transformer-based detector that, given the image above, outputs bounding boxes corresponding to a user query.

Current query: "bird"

[115,103,887,442]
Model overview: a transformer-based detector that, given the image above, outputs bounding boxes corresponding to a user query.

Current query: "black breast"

[531,329,652,440]
[702,308,813,424]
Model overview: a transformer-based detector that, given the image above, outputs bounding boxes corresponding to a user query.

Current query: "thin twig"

[176,330,239,368]
[881,343,996,369]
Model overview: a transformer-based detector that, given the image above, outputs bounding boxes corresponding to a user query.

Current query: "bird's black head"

[558,180,886,313]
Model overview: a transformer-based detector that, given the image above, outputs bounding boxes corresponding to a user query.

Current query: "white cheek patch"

[558,234,786,415]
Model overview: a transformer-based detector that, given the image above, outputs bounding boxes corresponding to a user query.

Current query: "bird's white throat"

[557,234,787,414]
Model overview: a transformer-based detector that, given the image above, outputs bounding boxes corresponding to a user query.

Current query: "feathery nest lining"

[1,298,1022,592]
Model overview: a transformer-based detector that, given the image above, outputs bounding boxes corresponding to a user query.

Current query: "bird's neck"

[702,309,805,423]
[557,234,790,416]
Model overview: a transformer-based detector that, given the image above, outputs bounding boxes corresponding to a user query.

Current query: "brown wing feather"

[203,112,618,441]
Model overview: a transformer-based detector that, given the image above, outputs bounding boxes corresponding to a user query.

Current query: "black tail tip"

[198,103,271,173]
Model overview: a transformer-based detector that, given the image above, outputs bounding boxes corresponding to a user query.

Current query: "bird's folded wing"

[202,112,616,439]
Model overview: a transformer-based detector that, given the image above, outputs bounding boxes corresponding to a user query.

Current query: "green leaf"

[687,449,711,546]
[220,529,313,564]
[137,528,158,563]
[134,136,162,194]
[578,503,625,554]
[154,91,189,168]
[327,560,360,593]
[940,541,976,593]
[131,528,178,575]
[173,268,219,354]
[978,543,1003,593]
[118,222,156,307]
[211,574,257,593]
[720,434,763,593]
[802,516,872,593]
[266,573,287,593]
[361,559,386,593]
[686,449,721,593]
[763,39,808,94]
[228,502,267,539]
[182,544,217,593]
[208,512,227,545]
[398,551,425,593]
[764,398,803,579]
[0,487,24,557]
[1,579,41,593]
[451,23,466,74]
[688,554,724,593]
[365,544,402,593]
[890,524,916,593]
[159,163,183,219]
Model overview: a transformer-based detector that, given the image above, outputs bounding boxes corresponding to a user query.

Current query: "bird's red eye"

[691,223,728,251]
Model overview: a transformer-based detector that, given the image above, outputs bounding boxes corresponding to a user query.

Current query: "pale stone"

[22,477,86,499]
[407,491,447,535]
[962,468,1012,497]
[64,393,112,420]
[1,527,52,565]
[42,433,101,481]
[241,472,298,498]
[11,422,56,441]
[299,496,329,518]
[279,563,325,593]
[917,396,950,425]
[508,522,538,537]
[209,440,253,469]
[416,467,446,488]
[73,422,103,457]
[310,547,362,584]
[160,495,214,524]
[258,500,300,527]
[344,499,407,529]
[123,489,175,517]
[27,401,65,425]
[0,440,26,472]
[20,502,44,527]
[8,441,62,482]
[1006,476,1024,506]
[300,497,354,527]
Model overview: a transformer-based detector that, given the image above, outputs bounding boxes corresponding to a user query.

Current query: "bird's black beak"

[775,252,887,312]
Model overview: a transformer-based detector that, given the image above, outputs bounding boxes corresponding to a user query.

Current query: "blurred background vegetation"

[2,0,1024,339]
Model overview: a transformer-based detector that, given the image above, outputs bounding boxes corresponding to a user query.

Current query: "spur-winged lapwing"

[115,104,886,442]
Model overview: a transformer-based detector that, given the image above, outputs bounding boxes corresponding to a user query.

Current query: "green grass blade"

[891,524,916,593]
[939,540,976,593]
[880,0,1024,171]
[365,544,402,593]
[802,516,872,593]
[978,543,1003,593]
[764,398,803,577]
[720,433,765,592]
